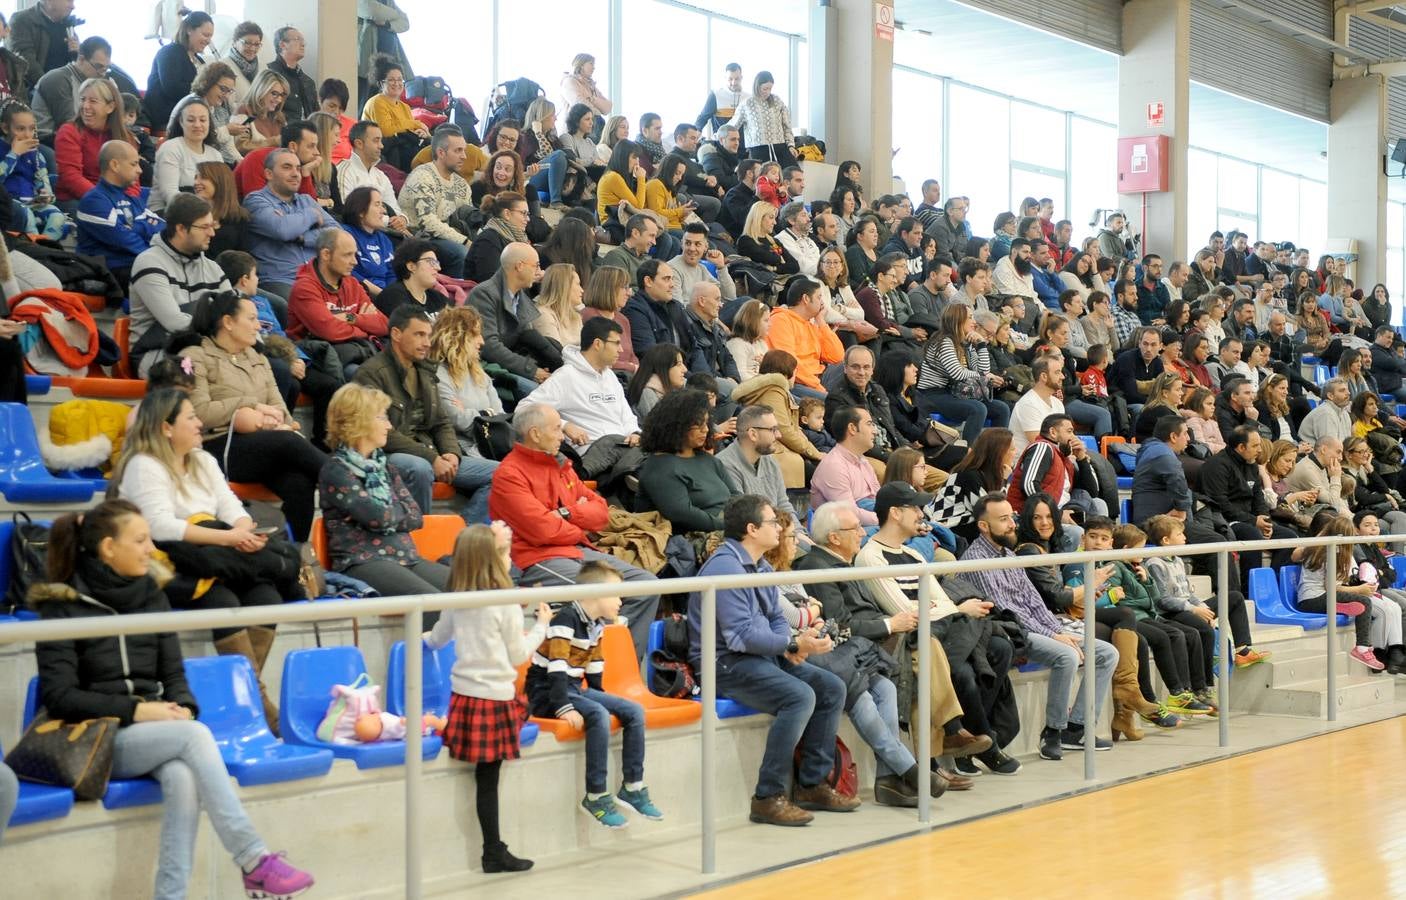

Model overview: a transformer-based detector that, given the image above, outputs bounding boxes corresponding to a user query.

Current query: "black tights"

[475,760,502,851]
[1137,618,1198,694]
[1299,593,1373,646]
[172,582,283,642]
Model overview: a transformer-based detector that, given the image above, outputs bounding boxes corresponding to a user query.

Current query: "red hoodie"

[488,443,609,571]
[286,259,388,342]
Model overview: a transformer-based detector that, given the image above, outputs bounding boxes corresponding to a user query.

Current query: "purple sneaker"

[243,852,314,899]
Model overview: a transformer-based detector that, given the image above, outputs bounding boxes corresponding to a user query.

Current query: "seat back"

[23,675,38,726]
[1391,555,1406,589]
[599,624,643,694]
[1247,567,1280,608]
[279,646,371,745]
[112,317,133,379]
[410,515,462,563]
[310,518,329,569]
[184,655,272,743]
[385,639,455,718]
[1280,565,1303,609]
[0,403,96,503]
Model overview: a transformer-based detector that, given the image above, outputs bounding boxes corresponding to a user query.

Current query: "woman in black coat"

[30,499,313,898]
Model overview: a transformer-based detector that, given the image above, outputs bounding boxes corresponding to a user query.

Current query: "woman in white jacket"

[152,98,225,213]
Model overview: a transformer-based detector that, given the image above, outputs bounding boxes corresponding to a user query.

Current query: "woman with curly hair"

[470,149,545,235]
[636,388,739,533]
[432,306,504,458]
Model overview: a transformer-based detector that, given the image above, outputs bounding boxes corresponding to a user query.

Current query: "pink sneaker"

[1336,601,1367,617]
[243,852,314,899]
[1350,647,1386,671]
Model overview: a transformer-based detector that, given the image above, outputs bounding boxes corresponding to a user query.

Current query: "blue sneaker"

[617,785,664,820]
[580,795,629,829]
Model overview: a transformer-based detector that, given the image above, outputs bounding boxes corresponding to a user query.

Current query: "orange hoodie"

[765,305,843,391]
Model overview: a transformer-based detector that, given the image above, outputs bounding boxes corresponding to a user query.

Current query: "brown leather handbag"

[5,712,120,801]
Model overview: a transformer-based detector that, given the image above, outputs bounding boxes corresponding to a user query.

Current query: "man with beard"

[1136,254,1170,325]
[961,494,1118,760]
[717,405,800,534]
[1110,326,1162,409]
[924,196,969,263]
[1110,278,1143,352]
[991,237,1036,301]
[699,124,741,192]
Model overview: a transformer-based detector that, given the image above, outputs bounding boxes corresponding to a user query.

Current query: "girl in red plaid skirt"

[425,522,551,874]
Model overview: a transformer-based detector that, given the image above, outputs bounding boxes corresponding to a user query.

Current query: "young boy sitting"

[1142,515,1269,690]
[799,398,836,452]
[524,562,663,829]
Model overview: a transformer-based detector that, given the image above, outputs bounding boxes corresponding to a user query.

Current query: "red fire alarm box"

[1117,135,1170,193]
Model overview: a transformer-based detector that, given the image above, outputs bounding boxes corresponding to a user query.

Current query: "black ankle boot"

[1387,645,1406,676]
[482,842,534,873]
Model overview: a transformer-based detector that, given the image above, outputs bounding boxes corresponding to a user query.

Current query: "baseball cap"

[874,482,934,524]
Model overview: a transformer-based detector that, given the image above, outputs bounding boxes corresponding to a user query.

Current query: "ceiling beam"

[1339,1,1401,16]
[1337,58,1406,78]
[1213,0,1382,63]
[1364,10,1406,35]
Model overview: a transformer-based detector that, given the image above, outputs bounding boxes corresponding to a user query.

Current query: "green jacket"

[353,350,458,463]
[1067,560,1160,622]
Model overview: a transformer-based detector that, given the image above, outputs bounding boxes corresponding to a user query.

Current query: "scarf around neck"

[485,213,528,245]
[335,445,394,515]
[76,554,154,614]
[226,47,258,84]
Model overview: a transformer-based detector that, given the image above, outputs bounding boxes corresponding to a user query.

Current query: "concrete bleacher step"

[1227,628,1403,717]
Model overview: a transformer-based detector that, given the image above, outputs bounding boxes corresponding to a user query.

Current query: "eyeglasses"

[239,39,263,49]
[269,90,288,100]
[748,425,781,434]
[190,222,219,232]
[759,518,781,527]
[383,78,405,86]
[414,256,441,268]
[215,84,233,95]
[508,207,529,217]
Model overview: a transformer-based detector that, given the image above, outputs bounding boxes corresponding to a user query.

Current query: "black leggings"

[1299,594,1372,646]
[475,760,502,851]
[203,430,328,541]
[170,582,283,641]
[1207,590,1253,649]
[1138,618,1198,694]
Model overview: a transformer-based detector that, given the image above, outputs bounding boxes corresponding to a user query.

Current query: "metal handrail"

[0,532,1397,897]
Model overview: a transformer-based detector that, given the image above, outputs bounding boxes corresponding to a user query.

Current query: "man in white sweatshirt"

[524,316,643,489]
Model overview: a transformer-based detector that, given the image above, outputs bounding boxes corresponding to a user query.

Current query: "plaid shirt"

[960,536,1062,637]
[1111,305,1140,352]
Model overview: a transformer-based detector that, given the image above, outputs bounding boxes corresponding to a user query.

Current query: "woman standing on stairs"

[112,387,305,736]
[29,499,314,899]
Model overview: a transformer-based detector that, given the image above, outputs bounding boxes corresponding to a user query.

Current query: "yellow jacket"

[643,179,686,230]
[597,170,646,223]
[361,94,422,139]
[411,141,488,180]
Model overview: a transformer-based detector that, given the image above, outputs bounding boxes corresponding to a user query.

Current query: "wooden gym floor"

[695,716,1406,900]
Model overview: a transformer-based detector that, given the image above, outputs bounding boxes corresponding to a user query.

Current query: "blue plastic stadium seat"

[0,403,97,503]
[1078,435,1097,454]
[1276,565,1349,627]
[1116,476,1133,490]
[183,655,334,786]
[279,646,442,768]
[385,639,538,748]
[0,739,74,826]
[647,620,757,719]
[1248,567,1324,630]
[1120,498,1131,524]
[1391,556,1406,589]
[23,375,50,395]
[1313,365,1330,383]
[23,676,161,807]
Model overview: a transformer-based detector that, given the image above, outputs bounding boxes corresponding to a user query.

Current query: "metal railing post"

[700,587,717,874]
[1082,559,1095,780]
[917,573,933,822]
[403,605,424,900]
[1325,549,1338,722]
[1216,549,1230,747]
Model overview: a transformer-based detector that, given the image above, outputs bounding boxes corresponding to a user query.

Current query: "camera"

[62,15,86,28]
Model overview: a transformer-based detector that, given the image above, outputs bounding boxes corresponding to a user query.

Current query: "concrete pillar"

[1117,0,1190,261]
[1327,74,1387,290]
[830,0,893,193]
[239,0,358,99]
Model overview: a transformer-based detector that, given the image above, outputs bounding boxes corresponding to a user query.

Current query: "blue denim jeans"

[527,150,568,203]
[570,687,646,794]
[1022,633,1118,731]
[846,674,914,778]
[715,652,844,799]
[916,389,1011,443]
[111,720,267,900]
[1066,398,1113,437]
[428,238,467,279]
[387,452,499,524]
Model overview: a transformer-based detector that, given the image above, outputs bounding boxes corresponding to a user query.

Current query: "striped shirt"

[524,601,605,717]
[917,337,990,390]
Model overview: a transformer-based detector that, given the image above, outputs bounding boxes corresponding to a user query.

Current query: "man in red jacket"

[490,401,659,659]
[1006,412,1105,524]
[287,228,388,377]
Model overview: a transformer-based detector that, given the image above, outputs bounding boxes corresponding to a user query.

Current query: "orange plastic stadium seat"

[310,518,329,568]
[50,376,146,399]
[431,482,455,501]
[229,482,281,502]
[112,317,134,379]
[409,514,462,562]
[599,624,701,728]
[513,661,618,743]
[1100,435,1132,458]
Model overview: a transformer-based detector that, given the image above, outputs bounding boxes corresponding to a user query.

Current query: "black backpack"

[6,512,50,613]
[647,615,698,699]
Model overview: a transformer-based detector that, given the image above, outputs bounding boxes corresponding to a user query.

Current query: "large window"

[891,69,942,199]
[947,84,1009,234]
[1069,117,1116,236]
[1387,202,1404,318]
[398,1,494,107]
[620,0,709,129]
[498,0,610,108]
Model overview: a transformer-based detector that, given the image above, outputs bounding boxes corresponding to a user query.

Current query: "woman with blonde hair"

[560,52,612,135]
[232,69,289,155]
[54,78,135,201]
[307,111,343,214]
[1133,371,1185,442]
[736,201,798,274]
[580,265,638,373]
[595,114,629,165]
[112,387,301,731]
[1296,514,1398,671]
[532,262,584,349]
[432,306,505,458]
[518,97,572,210]
[317,383,451,596]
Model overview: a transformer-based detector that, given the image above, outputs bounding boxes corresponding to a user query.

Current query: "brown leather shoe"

[936,767,974,792]
[749,794,813,827]
[793,782,862,812]
[874,774,919,808]
[942,729,994,758]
